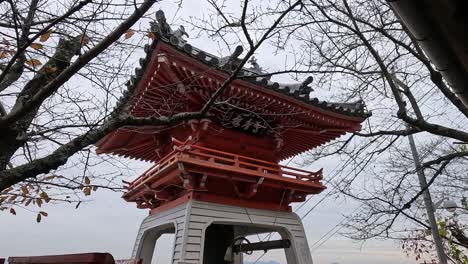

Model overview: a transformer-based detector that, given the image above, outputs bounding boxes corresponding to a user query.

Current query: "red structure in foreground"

[96,11,369,214]
[5,253,141,264]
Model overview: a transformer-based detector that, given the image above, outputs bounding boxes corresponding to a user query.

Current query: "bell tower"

[96,10,369,264]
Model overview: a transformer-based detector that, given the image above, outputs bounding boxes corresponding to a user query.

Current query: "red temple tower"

[96,11,369,264]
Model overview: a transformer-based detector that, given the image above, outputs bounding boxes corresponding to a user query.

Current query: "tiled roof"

[123,10,371,119]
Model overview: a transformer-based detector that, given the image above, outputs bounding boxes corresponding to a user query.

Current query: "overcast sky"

[1,1,420,263]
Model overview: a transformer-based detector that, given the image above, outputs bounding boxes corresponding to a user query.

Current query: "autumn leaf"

[36,213,42,223]
[39,211,48,217]
[8,195,17,202]
[146,32,156,40]
[21,186,29,195]
[39,30,52,42]
[83,187,91,196]
[0,50,8,59]
[30,43,43,50]
[25,198,33,207]
[26,59,42,67]
[40,191,50,203]
[36,198,42,207]
[9,208,16,215]
[84,176,91,185]
[92,186,98,191]
[124,29,135,39]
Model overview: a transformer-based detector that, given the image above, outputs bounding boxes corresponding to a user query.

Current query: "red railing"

[128,149,179,188]
[127,143,322,189]
[183,144,322,181]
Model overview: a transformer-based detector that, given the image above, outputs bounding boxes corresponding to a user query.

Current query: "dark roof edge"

[388,0,468,108]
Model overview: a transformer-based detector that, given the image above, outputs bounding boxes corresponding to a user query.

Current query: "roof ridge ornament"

[153,10,188,43]
[155,10,170,35]
[219,45,244,70]
[275,76,314,96]
[248,56,262,73]
[174,25,189,39]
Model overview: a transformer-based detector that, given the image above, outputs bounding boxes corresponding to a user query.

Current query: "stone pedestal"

[131,200,313,264]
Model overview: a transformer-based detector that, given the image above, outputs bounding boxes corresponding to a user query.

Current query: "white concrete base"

[131,200,313,264]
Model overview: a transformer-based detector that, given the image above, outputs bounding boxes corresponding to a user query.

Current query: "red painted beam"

[7,253,115,264]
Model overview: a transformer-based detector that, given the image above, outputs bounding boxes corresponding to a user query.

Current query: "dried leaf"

[8,195,17,202]
[124,29,135,40]
[39,211,48,217]
[92,186,98,191]
[0,50,8,59]
[25,198,33,207]
[25,59,42,67]
[40,191,50,203]
[21,186,29,195]
[30,43,43,50]
[83,187,91,196]
[39,30,52,42]
[36,213,42,223]
[36,198,42,207]
[9,208,16,215]
[146,32,156,40]
[84,176,91,185]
